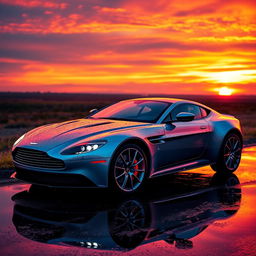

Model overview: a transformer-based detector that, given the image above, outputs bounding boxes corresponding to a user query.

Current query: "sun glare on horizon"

[218,87,234,96]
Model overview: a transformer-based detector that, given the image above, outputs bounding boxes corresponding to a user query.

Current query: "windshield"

[90,100,170,123]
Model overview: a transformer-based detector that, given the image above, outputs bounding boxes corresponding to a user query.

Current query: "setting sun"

[218,87,234,96]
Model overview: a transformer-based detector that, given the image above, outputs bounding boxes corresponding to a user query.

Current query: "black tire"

[109,143,149,194]
[29,184,51,194]
[211,132,242,173]
[108,199,150,249]
[210,173,241,215]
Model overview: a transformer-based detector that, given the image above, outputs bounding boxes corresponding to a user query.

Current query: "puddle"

[0,147,256,256]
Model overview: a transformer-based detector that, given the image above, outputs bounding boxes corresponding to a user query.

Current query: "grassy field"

[0,92,256,169]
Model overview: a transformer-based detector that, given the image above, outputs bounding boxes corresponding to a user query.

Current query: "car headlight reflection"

[13,134,26,146]
[80,241,99,248]
[61,141,106,155]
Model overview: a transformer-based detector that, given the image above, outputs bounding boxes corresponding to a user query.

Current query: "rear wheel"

[109,144,148,193]
[211,133,242,173]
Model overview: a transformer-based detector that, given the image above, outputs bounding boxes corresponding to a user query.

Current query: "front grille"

[13,147,65,169]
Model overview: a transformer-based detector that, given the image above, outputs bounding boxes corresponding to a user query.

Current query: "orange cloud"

[0,0,68,9]
[0,0,255,94]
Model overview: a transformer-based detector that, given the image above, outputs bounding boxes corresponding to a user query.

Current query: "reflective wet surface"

[0,147,256,256]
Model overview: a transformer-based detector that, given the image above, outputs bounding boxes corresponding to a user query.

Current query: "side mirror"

[87,108,98,118]
[89,108,98,114]
[176,112,195,122]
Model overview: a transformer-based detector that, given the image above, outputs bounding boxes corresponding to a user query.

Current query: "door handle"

[200,126,207,130]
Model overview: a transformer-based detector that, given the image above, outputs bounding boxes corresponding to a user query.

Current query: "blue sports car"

[12,98,243,193]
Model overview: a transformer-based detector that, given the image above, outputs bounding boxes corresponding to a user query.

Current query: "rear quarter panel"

[206,112,242,162]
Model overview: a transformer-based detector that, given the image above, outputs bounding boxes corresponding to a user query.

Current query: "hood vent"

[53,122,112,138]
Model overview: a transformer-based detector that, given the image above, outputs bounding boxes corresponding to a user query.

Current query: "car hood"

[17,118,152,151]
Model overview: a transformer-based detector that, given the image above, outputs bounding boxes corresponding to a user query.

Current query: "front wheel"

[108,200,150,249]
[109,144,148,193]
[211,133,242,173]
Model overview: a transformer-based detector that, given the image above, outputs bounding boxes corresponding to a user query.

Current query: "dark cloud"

[0,61,24,72]
[0,33,110,62]
[0,32,254,66]
[174,7,216,17]
[0,4,25,20]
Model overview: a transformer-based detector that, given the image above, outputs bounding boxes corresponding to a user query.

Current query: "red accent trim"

[90,160,107,164]
[75,142,88,146]
[10,172,16,179]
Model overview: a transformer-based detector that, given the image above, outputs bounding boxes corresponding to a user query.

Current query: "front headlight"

[13,134,26,146]
[61,141,106,155]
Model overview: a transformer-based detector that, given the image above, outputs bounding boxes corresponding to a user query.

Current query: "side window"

[200,107,209,118]
[163,104,188,122]
[186,104,201,120]
[170,104,190,121]
[167,104,202,121]
[163,104,210,123]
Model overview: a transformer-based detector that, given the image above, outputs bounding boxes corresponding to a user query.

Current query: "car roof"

[123,97,198,104]
[122,97,216,112]
[123,97,183,103]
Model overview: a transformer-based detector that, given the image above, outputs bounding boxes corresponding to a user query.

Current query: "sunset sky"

[0,0,255,94]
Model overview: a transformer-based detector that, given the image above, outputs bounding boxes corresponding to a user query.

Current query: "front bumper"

[14,168,97,188]
[13,156,111,188]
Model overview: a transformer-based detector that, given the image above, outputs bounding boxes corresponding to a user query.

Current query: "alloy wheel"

[114,147,146,192]
[223,135,242,171]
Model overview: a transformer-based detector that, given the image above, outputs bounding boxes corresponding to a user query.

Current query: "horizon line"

[0,91,256,96]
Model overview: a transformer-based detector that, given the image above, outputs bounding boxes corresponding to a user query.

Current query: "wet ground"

[0,147,255,256]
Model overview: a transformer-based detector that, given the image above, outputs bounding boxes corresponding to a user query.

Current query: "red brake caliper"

[133,159,139,179]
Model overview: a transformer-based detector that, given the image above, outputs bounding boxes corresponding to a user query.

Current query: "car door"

[155,103,210,169]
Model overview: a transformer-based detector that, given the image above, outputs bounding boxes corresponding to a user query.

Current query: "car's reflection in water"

[12,173,241,251]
